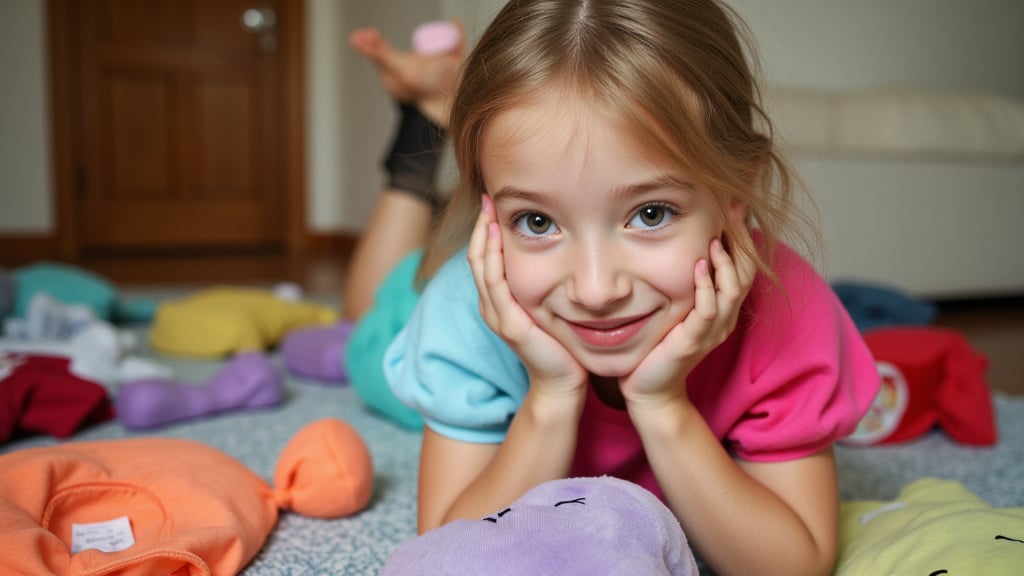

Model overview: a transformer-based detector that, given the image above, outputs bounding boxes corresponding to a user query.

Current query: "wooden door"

[71,0,293,252]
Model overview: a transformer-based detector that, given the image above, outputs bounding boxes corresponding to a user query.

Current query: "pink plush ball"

[412,20,461,55]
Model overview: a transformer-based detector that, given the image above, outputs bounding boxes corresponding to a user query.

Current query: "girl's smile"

[564,311,656,349]
[480,90,725,377]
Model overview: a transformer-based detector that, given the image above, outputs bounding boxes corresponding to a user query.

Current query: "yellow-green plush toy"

[834,477,1024,575]
[150,287,337,357]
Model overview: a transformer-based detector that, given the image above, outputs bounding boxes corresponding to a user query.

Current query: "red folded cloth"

[844,327,996,446]
[1,353,113,443]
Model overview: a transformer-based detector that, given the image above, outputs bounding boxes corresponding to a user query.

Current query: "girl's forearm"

[438,384,585,527]
[629,400,837,576]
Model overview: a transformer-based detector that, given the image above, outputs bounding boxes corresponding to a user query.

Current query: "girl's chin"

[575,352,644,379]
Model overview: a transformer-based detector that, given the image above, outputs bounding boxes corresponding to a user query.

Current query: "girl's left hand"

[620,229,757,410]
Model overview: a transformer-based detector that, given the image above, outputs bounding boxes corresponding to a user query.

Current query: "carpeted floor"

[3,288,1022,574]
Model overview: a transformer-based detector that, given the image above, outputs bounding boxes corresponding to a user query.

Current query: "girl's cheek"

[503,251,545,306]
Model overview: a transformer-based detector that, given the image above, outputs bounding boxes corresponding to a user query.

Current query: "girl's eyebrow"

[491,175,695,206]
[490,185,545,206]
[610,175,696,201]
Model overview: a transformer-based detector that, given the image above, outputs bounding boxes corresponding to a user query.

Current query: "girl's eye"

[628,203,678,230]
[513,212,559,237]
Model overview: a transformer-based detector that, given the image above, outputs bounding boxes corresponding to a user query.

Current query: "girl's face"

[480,94,725,377]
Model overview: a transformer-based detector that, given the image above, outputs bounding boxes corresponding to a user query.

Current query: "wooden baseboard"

[306,231,358,256]
[0,233,61,267]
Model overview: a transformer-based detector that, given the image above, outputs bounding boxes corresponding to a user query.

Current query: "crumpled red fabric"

[844,327,996,446]
[0,353,113,443]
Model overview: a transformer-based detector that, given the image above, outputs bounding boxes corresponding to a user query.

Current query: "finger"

[709,237,743,302]
[468,196,497,318]
[482,219,513,313]
[478,211,537,339]
[692,256,716,323]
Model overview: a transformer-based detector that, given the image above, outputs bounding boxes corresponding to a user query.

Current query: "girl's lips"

[566,313,653,348]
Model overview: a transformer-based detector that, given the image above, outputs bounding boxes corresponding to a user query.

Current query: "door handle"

[241,7,277,33]
[241,7,277,52]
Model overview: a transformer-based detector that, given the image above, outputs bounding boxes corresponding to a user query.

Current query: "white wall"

[0,0,52,233]
[730,0,1024,98]
[308,0,445,232]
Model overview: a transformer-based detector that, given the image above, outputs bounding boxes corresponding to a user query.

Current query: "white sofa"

[770,87,1024,298]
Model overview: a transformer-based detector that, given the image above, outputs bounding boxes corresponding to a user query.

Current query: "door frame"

[47,0,308,259]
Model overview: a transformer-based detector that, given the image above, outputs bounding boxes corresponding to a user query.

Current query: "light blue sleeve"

[383,249,529,444]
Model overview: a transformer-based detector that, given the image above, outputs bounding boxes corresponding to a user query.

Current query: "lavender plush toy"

[380,476,698,575]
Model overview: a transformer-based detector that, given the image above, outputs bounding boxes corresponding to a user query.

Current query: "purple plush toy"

[380,476,698,575]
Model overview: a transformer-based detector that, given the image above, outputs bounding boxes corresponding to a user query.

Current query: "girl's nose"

[566,242,631,310]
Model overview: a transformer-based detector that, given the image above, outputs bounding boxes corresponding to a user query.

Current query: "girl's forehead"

[484,91,637,151]
[480,93,678,175]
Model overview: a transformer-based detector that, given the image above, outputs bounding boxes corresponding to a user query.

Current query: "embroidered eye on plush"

[554,497,586,507]
[926,535,1024,575]
[482,508,512,523]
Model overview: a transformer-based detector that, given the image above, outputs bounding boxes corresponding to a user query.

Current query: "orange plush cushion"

[0,418,373,576]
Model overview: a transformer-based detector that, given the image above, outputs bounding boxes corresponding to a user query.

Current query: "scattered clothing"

[844,327,996,446]
[4,291,99,341]
[116,351,285,429]
[281,321,355,383]
[832,281,938,332]
[0,353,113,442]
[149,287,337,357]
[0,322,172,387]
[11,261,156,323]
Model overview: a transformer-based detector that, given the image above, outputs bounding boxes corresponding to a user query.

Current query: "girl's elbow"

[802,536,838,576]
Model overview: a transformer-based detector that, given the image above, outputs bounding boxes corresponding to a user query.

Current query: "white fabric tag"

[70,516,136,554]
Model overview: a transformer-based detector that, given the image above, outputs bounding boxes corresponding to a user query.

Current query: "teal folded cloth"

[12,262,156,323]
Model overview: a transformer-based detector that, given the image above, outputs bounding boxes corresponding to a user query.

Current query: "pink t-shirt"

[569,241,880,499]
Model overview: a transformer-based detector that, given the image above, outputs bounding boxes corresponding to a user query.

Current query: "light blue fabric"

[346,251,425,429]
[384,248,529,444]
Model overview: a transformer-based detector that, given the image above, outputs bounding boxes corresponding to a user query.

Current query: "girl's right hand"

[468,196,589,397]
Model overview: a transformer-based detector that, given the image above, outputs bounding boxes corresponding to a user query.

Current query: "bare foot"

[349,22,464,128]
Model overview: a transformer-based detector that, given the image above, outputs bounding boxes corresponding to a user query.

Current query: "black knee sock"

[381,103,447,209]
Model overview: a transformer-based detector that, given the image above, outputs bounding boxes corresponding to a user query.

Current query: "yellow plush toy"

[150,287,337,357]
[834,477,1024,575]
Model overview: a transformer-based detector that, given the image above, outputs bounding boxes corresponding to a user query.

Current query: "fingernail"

[711,238,723,253]
[697,259,709,276]
[481,194,492,213]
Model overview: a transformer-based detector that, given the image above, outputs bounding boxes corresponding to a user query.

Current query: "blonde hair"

[417,0,818,286]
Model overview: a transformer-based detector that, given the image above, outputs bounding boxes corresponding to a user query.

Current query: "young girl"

[379,1,881,575]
